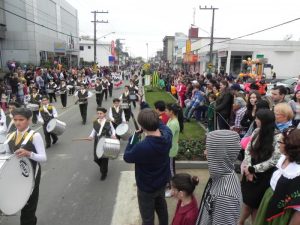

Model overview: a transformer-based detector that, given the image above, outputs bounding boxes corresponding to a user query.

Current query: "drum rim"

[0,155,35,215]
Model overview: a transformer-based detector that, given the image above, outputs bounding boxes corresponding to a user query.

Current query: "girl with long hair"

[165,103,183,197]
[239,109,281,225]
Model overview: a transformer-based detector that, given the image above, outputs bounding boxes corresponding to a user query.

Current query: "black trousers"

[96,93,104,107]
[21,167,41,225]
[93,146,109,175]
[109,87,113,97]
[43,124,58,146]
[60,94,67,107]
[32,111,38,124]
[79,103,88,123]
[103,89,108,100]
[131,99,136,108]
[217,114,230,130]
[124,108,131,122]
[69,87,75,95]
[137,186,168,225]
[48,93,56,103]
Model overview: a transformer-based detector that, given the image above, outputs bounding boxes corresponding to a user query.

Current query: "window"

[79,46,84,51]
[88,46,91,49]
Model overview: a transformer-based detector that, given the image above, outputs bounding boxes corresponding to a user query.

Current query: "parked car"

[267,77,298,95]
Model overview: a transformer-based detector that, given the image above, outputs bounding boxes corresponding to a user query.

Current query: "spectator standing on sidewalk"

[124,108,172,225]
[215,80,234,129]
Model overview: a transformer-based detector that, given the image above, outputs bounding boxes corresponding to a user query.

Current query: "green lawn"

[144,86,176,108]
[144,86,206,160]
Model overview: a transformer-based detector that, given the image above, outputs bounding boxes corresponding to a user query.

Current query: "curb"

[176,160,208,169]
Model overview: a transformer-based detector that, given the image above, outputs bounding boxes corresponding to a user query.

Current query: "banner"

[186,40,191,53]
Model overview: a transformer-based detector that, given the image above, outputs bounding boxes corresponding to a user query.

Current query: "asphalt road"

[0,85,136,225]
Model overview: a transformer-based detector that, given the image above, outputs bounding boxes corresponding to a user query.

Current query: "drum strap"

[43,106,53,117]
[97,119,106,137]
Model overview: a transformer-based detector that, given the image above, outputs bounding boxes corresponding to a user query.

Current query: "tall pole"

[146,43,148,62]
[199,6,218,72]
[91,10,108,65]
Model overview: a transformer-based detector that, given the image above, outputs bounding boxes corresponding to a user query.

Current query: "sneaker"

[165,189,172,198]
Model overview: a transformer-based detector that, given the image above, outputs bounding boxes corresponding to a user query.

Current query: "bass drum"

[116,123,132,140]
[96,138,120,159]
[46,119,66,136]
[0,154,35,215]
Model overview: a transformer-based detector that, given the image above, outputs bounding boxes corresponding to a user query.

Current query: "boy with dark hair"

[109,98,126,129]
[6,101,20,133]
[7,107,47,225]
[88,107,116,180]
[124,108,172,225]
[38,96,58,148]
[154,100,169,124]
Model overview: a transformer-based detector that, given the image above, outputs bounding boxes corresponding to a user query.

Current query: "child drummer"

[87,107,116,181]
[6,107,47,225]
[38,96,58,148]
[108,98,126,129]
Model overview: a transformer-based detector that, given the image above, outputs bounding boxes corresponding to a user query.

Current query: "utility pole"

[199,6,218,72]
[146,43,148,62]
[91,10,108,65]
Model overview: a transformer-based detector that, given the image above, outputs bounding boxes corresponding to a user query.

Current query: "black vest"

[60,85,67,94]
[78,90,88,104]
[93,120,112,149]
[112,107,123,125]
[39,106,54,123]
[95,84,103,93]
[122,93,130,103]
[8,129,38,171]
[30,93,41,105]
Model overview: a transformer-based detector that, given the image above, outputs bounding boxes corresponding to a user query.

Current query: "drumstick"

[72,138,91,141]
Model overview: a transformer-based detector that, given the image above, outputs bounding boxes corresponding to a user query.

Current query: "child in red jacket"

[171,173,199,225]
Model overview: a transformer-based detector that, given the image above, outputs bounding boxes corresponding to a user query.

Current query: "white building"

[179,37,300,79]
[79,39,111,67]
[163,36,174,63]
[0,0,79,70]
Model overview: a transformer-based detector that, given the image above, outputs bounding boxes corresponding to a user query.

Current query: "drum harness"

[4,130,40,179]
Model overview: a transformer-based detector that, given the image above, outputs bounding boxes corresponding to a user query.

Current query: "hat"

[230,83,241,91]
[234,97,246,107]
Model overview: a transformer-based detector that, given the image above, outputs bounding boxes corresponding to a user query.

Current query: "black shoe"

[82,121,86,125]
[100,174,107,181]
[46,144,51,149]
[52,138,58,144]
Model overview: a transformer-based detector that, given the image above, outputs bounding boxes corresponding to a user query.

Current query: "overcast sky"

[67,0,300,59]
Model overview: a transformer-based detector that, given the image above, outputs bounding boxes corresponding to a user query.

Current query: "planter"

[177,139,206,161]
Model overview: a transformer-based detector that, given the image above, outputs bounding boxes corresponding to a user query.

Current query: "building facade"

[79,39,112,67]
[0,0,79,70]
[178,37,300,79]
[162,36,174,64]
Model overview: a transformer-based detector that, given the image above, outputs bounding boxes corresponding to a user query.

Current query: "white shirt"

[109,106,126,123]
[89,118,115,138]
[6,127,47,162]
[38,104,58,123]
[74,90,93,98]
[0,108,7,132]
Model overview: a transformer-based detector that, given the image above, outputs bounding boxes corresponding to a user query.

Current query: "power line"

[197,17,300,51]
[0,6,80,38]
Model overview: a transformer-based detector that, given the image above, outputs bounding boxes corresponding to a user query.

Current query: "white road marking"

[110,171,140,225]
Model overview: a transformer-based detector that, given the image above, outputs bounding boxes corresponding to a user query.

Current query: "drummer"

[6,102,20,133]
[87,107,116,181]
[74,84,92,125]
[38,96,58,148]
[29,87,41,126]
[108,98,126,130]
[57,79,68,108]
[120,85,131,122]
[46,78,57,103]
[7,107,47,225]
[95,78,104,107]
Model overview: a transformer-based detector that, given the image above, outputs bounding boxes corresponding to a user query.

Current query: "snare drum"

[67,85,74,89]
[96,138,120,159]
[121,103,129,109]
[129,94,137,101]
[116,123,132,140]
[0,154,34,215]
[46,119,66,135]
[46,89,54,94]
[0,133,7,153]
[26,103,39,111]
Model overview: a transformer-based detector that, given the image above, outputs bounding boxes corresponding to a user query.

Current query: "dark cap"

[230,83,241,91]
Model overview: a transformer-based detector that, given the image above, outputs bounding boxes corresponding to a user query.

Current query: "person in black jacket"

[215,80,234,129]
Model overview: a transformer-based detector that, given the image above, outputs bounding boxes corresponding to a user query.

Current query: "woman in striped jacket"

[196,130,242,225]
